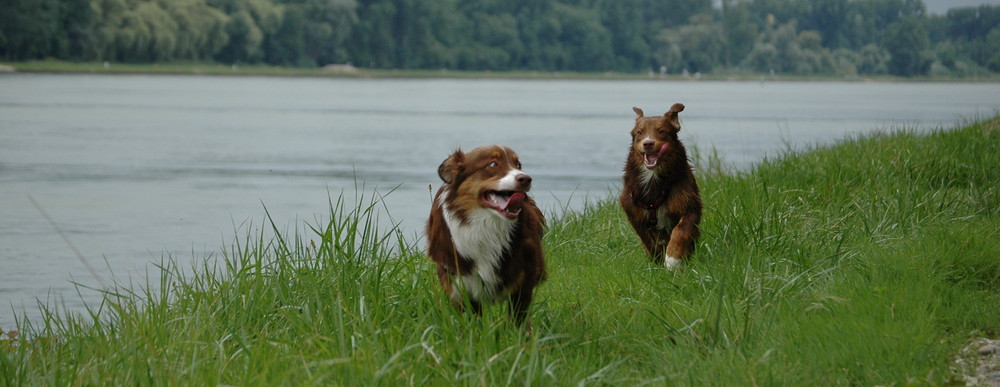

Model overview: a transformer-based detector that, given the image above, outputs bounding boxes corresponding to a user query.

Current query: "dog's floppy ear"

[633,106,644,120]
[437,149,464,184]
[663,103,685,130]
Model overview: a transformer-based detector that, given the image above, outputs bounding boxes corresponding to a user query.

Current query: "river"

[1,73,997,329]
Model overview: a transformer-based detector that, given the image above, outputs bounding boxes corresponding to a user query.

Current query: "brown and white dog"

[426,145,546,326]
[619,103,702,270]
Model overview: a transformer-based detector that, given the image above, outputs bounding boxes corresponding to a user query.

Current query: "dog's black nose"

[642,139,655,150]
[516,173,532,187]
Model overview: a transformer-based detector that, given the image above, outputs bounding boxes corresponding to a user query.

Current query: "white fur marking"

[497,168,525,191]
[451,273,488,303]
[438,190,516,303]
[639,165,657,187]
[664,255,682,270]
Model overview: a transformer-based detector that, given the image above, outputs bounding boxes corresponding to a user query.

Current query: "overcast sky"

[924,0,1000,14]
[711,1,1000,15]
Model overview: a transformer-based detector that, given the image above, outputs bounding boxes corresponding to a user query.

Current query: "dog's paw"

[663,255,683,270]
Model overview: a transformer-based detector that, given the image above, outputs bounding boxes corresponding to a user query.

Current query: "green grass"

[2,118,998,385]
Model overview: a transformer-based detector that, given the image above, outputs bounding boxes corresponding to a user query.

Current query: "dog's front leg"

[664,213,700,269]
[623,207,660,260]
[507,288,534,333]
[508,290,531,323]
[449,291,483,316]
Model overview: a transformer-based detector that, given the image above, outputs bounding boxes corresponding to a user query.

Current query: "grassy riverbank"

[2,118,998,385]
[6,59,1000,82]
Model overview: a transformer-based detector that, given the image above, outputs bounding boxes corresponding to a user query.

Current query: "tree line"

[2,0,998,77]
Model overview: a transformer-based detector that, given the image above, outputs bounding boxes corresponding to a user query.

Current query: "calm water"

[1,73,997,329]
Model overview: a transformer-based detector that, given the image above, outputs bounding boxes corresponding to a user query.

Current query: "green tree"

[743,20,833,74]
[802,0,849,48]
[721,0,756,67]
[164,0,229,61]
[302,0,357,66]
[794,30,834,73]
[215,10,262,63]
[347,0,396,68]
[109,1,180,62]
[90,0,127,61]
[464,11,521,70]
[574,0,712,71]
[419,0,474,69]
[0,0,62,60]
[856,43,888,74]
[137,1,179,61]
[550,2,613,71]
[884,17,932,76]
[597,0,649,71]
[88,0,229,62]
[746,0,806,26]
[984,27,1000,72]
[514,0,562,70]
[946,5,1000,69]
[56,0,98,60]
[264,6,307,66]
[654,14,724,73]
[209,0,282,63]
[744,20,798,73]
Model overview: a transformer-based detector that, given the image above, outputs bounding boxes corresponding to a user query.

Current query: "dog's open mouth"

[643,143,670,169]
[482,190,527,219]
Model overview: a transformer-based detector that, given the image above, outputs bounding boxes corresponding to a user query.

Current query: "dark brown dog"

[426,145,546,325]
[619,103,702,269]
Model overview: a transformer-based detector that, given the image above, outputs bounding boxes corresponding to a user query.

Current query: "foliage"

[1,0,998,76]
[884,17,933,76]
[654,14,725,74]
[743,20,835,74]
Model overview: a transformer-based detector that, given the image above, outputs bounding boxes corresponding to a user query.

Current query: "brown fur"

[426,145,546,325]
[619,104,702,268]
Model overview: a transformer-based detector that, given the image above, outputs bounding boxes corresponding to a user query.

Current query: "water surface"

[1,73,996,328]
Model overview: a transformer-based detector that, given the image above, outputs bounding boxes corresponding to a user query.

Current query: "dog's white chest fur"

[638,165,658,187]
[439,191,516,303]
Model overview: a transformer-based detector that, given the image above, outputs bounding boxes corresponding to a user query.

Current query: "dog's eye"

[488,161,498,168]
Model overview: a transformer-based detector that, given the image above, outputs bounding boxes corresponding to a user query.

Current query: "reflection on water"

[1,73,997,328]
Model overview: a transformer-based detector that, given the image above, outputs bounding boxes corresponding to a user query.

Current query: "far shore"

[4,59,999,83]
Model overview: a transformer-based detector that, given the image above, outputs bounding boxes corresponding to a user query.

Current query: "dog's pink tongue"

[505,192,526,213]
[658,143,669,156]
